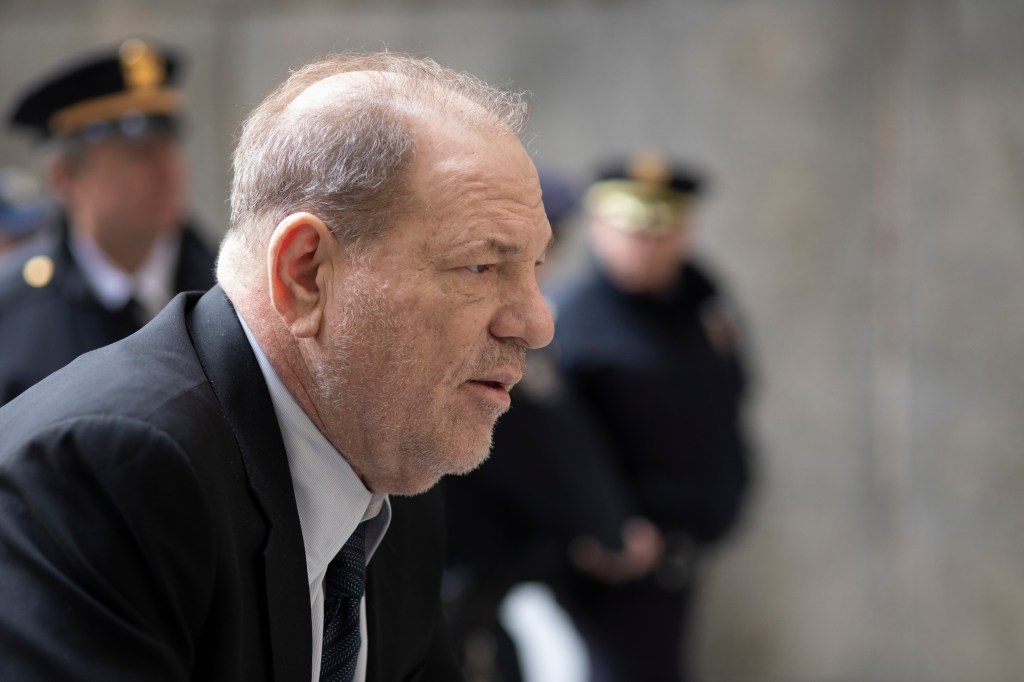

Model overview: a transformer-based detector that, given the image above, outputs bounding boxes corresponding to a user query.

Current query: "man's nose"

[490,276,555,350]
[523,283,555,350]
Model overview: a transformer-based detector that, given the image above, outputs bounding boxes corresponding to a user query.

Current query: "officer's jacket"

[553,259,753,546]
[0,217,215,405]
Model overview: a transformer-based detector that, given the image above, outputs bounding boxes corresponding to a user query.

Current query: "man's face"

[309,117,554,495]
[60,133,185,252]
[588,214,691,294]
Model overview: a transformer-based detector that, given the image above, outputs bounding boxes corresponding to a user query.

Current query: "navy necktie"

[320,522,367,682]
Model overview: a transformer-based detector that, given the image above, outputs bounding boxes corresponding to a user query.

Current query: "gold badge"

[22,255,54,288]
[627,150,671,187]
[120,38,165,91]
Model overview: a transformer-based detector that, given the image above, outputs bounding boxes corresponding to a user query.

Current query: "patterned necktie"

[320,522,367,682]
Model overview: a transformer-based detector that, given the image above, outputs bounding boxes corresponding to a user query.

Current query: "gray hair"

[226,51,529,262]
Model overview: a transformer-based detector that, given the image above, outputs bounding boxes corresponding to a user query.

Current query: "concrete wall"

[3,1,1023,679]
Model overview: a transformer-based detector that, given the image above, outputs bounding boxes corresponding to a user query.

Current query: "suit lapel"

[365,541,395,682]
[364,490,451,682]
[188,286,312,682]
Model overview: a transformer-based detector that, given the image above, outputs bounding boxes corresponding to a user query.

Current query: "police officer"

[0,38,216,405]
[551,152,754,682]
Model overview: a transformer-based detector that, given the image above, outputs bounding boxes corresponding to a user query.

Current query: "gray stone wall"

[2,1,1022,679]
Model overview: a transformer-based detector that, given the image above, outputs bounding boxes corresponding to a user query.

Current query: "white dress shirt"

[69,230,180,319]
[238,315,391,682]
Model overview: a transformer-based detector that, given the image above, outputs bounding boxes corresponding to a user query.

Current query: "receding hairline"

[282,68,513,136]
[284,70,399,116]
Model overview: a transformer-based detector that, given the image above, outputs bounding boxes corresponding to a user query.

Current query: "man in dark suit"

[0,38,216,405]
[0,51,554,682]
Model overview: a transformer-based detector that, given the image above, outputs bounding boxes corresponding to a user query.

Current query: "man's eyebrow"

[443,234,555,261]
[491,234,557,254]
[492,234,556,258]
[483,238,522,257]
[459,238,526,257]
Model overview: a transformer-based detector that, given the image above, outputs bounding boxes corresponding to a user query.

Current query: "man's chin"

[447,447,492,477]
[391,446,492,497]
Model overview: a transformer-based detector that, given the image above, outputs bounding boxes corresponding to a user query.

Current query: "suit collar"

[187,286,313,682]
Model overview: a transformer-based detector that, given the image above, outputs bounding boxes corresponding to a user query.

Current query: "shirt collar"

[236,313,391,587]
[68,229,179,318]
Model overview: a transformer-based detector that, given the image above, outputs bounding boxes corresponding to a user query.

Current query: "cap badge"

[627,150,671,187]
[120,39,165,91]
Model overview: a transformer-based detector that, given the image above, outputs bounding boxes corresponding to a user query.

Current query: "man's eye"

[465,264,490,274]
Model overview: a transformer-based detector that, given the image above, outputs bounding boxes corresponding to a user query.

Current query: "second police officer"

[0,38,216,405]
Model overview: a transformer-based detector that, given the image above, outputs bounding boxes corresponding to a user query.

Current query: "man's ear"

[267,212,336,338]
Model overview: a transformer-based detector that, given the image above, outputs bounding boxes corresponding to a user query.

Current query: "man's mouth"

[473,371,522,392]
[465,371,521,410]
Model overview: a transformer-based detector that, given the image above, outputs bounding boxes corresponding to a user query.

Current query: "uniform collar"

[68,228,179,318]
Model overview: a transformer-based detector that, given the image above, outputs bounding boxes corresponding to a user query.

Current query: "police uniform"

[0,39,215,405]
[551,156,754,682]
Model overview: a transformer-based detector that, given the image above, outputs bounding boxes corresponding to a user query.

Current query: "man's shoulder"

[681,257,726,300]
[0,295,210,438]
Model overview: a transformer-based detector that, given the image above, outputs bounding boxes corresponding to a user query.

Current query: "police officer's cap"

[585,151,707,235]
[7,38,184,143]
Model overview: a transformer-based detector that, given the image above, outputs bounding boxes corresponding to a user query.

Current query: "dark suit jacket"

[0,216,216,406]
[0,287,462,682]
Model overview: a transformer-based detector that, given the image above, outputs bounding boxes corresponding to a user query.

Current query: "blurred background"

[2,1,1023,680]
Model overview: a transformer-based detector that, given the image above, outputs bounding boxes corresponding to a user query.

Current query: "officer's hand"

[568,517,664,584]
